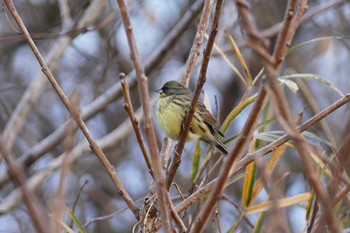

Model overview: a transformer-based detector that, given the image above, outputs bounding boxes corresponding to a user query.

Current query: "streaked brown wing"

[197,101,225,137]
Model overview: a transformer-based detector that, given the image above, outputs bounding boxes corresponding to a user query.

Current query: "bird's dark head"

[155,81,187,97]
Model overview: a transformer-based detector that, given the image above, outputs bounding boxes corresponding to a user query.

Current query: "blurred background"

[0,0,350,232]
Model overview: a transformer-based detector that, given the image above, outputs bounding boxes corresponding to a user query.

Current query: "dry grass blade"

[242,137,257,207]
[210,34,248,88]
[221,94,257,133]
[250,145,287,205]
[224,31,253,86]
[245,192,312,215]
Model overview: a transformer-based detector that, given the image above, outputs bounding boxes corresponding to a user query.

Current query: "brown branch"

[235,0,269,51]
[176,179,215,214]
[167,0,223,191]
[0,135,48,233]
[154,179,215,231]
[120,73,153,177]
[115,0,172,230]
[190,86,267,233]
[181,0,215,87]
[3,0,139,219]
[263,0,340,231]
[167,194,188,232]
[272,0,299,67]
[160,137,173,171]
[295,79,336,145]
[255,0,341,231]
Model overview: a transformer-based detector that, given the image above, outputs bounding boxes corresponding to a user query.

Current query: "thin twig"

[272,0,299,67]
[221,194,254,229]
[120,73,153,177]
[181,0,214,87]
[247,3,307,231]
[154,179,216,231]
[68,179,89,229]
[3,0,139,219]
[167,194,188,232]
[83,196,145,228]
[160,137,173,172]
[295,79,336,145]
[167,0,223,190]
[115,0,172,230]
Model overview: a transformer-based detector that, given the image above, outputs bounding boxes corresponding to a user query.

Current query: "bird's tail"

[215,140,228,156]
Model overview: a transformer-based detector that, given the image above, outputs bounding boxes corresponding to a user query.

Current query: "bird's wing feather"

[197,101,225,137]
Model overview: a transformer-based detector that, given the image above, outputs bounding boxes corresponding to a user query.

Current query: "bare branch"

[3,0,139,219]
[181,0,214,87]
[115,0,172,230]
[120,73,153,177]
[167,0,223,191]
[168,195,187,233]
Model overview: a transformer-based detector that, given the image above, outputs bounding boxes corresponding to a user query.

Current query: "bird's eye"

[162,87,169,93]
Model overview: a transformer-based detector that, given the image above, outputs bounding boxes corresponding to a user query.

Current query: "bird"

[155,80,228,155]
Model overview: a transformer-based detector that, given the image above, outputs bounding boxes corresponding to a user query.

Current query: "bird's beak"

[155,88,163,94]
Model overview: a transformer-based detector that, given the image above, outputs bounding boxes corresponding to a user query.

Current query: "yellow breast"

[156,96,198,141]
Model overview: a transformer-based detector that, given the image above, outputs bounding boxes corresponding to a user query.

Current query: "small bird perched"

[155,80,228,155]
